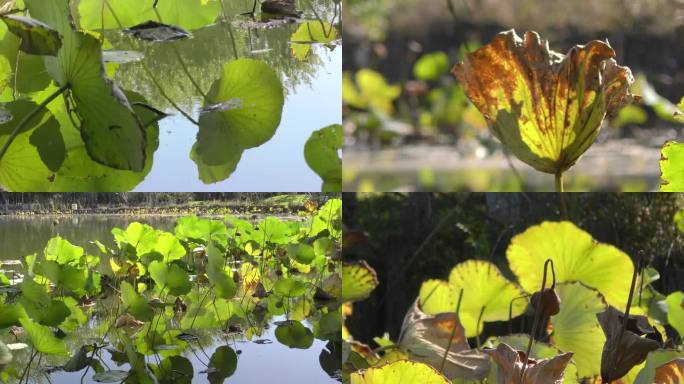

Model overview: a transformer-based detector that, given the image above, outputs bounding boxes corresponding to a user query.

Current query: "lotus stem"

[554,171,564,192]
[0,83,69,165]
[475,305,485,349]
[521,259,555,381]
[607,256,641,382]
[440,288,464,373]
[508,294,530,335]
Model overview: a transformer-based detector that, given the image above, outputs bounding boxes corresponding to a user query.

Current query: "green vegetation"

[0,198,342,382]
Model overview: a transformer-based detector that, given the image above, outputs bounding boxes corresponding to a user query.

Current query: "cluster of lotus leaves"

[453,29,635,174]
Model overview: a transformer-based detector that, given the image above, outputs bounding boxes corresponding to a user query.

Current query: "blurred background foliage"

[343,192,684,344]
[343,0,684,191]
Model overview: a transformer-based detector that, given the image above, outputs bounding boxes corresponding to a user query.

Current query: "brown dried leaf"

[654,358,684,384]
[485,342,573,384]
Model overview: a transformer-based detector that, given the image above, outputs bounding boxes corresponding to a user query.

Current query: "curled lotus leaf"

[597,306,662,382]
[485,342,573,384]
[453,29,635,174]
[398,298,489,381]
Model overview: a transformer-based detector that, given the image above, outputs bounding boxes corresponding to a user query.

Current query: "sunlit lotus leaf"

[26,0,147,171]
[0,100,63,190]
[275,320,314,349]
[485,342,573,384]
[34,260,87,294]
[343,69,401,115]
[148,260,191,296]
[44,236,83,264]
[206,242,236,299]
[274,277,307,297]
[549,282,606,379]
[507,221,633,308]
[453,30,634,174]
[660,141,684,192]
[414,52,449,81]
[19,316,68,355]
[193,58,284,184]
[488,334,578,383]
[634,350,684,384]
[175,216,228,245]
[120,281,154,322]
[597,306,662,382]
[653,358,684,383]
[350,360,450,384]
[418,260,526,338]
[398,298,489,380]
[290,21,338,61]
[665,291,684,338]
[305,124,342,192]
[1,14,61,55]
[342,260,378,302]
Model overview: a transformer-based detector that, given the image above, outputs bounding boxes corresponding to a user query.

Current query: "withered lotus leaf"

[597,306,662,382]
[485,342,573,384]
[453,29,635,174]
[654,358,684,384]
[398,299,489,381]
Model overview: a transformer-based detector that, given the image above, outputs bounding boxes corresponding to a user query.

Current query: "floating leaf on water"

[453,29,635,174]
[1,14,62,55]
[206,345,237,383]
[92,370,129,383]
[275,320,314,349]
[341,261,378,302]
[102,50,144,64]
[123,20,191,42]
[63,345,91,372]
[5,343,28,351]
[253,339,272,344]
[507,221,634,308]
[350,360,450,384]
[290,21,337,60]
[152,344,179,351]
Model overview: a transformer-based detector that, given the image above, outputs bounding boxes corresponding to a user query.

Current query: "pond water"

[0,0,341,192]
[0,214,341,383]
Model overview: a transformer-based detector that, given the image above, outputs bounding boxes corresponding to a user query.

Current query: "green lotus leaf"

[0,303,26,328]
[207,345,237,383]
[0,100,63,190]
[58,296,87,331]
[453,29,634,174]
[44,236,84,264]
[259,216,294,244]
[549,282,607,379]
[660,141,684,192]
[63,345,90,372]
[153,232,186,262]
[507,221,634,308]
[148,260,191,296]
[488,334,578,383]
[174,216,228,245]
[78,0,221,31]
[112,222,158,259]
[120,281,154,322]
[1,14,61,55]
[305,124,342,192]
[414,52,449,81]
[193,58,284,184]
[287,243,316,265]
[34,260,87,293]
[275,320,314,349]
[26,0,147,171]
[206,242,236,299]
[274,277,307,297]
[290,21,338,61]
[343,69,401,115]
[634,350,684,384]
[342,260,378,302]
[154,355,193,384]
[350,360,450,384]
[665,291,684,338]
[417,260,526,338]
[315,310,342,341]
[19,316,68,356]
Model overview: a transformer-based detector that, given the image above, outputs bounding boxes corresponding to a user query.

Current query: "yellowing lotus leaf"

[507,221,633,308]
[660,141,684,192]
[453,29,634,174]
[350,360,450,384]
[342,260,378,302]
[653,359,684,383]
[549,282,606,379]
